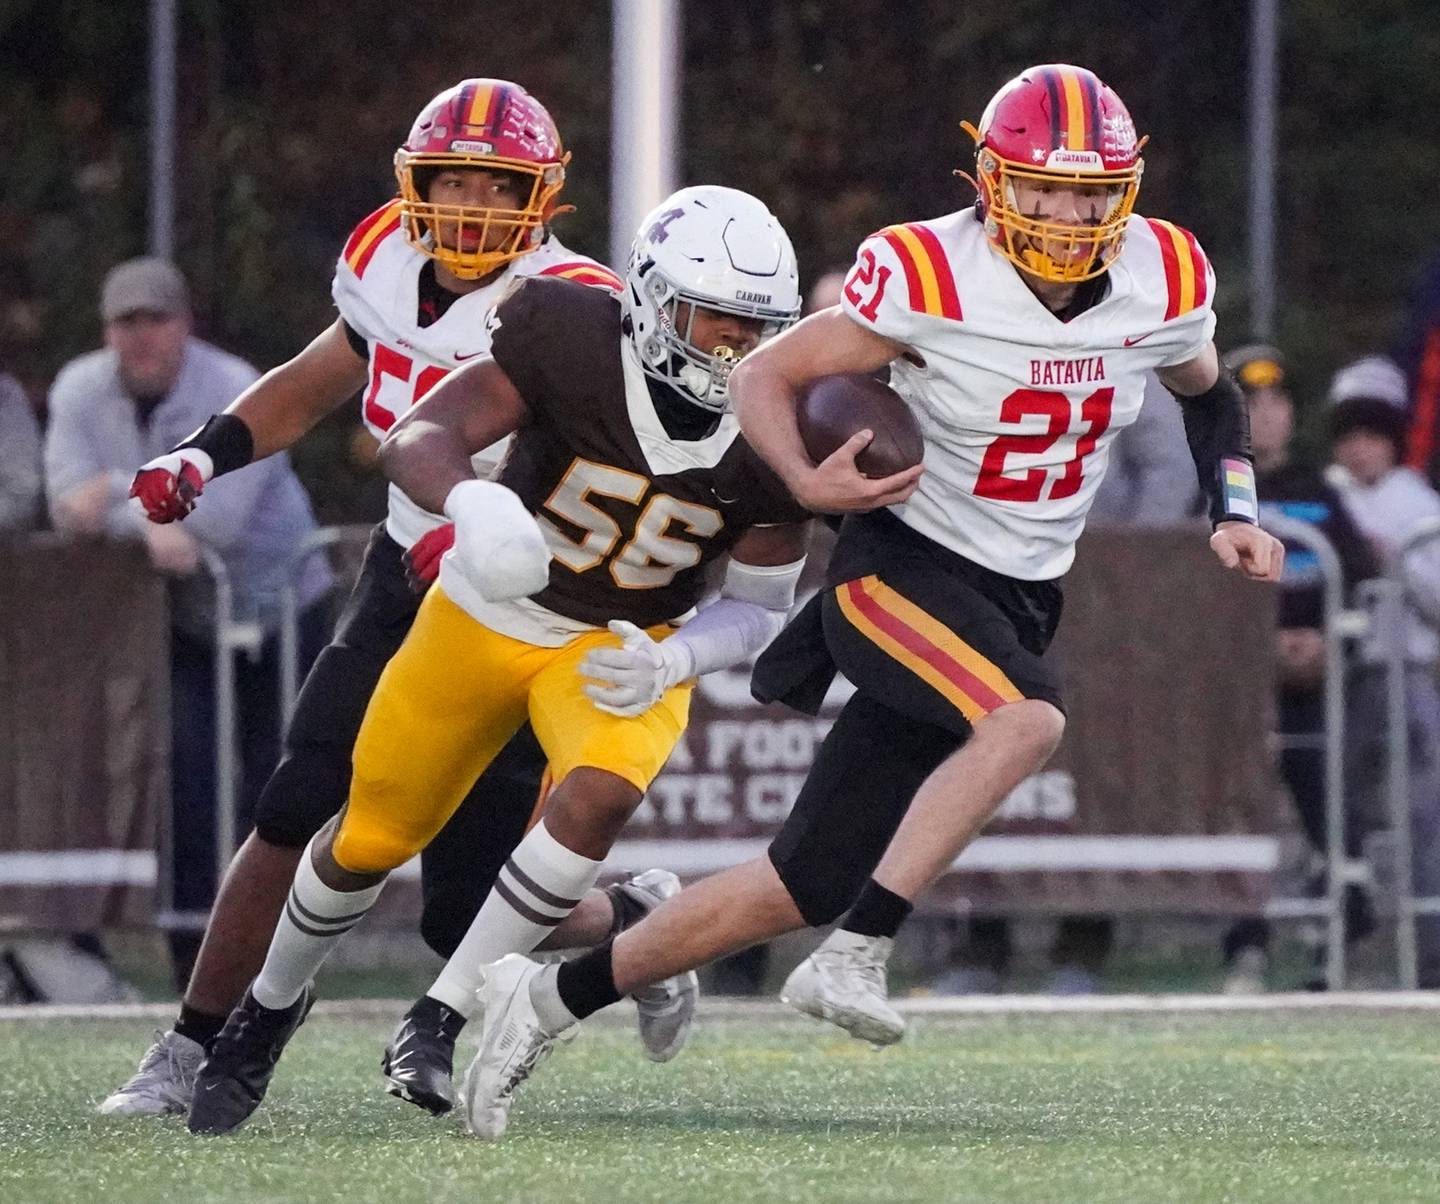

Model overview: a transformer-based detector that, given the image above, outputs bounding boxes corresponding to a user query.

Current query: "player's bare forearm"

[228,319,369,459]
[733,310,915,514]
[728,519,810,567]
[1156,341,1220,396]
[379,357,530,515]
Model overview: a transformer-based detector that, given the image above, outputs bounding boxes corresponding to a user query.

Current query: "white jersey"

[332,201,622,547]
[840,211,1216,580]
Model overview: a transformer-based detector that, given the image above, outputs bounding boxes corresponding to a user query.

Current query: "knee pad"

[253,751,351,848]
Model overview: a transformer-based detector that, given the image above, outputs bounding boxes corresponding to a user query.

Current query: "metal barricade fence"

[1258,514,1368,990]
[155,546,267,936]
[159,530,370,936]
[1374,515,1440,989]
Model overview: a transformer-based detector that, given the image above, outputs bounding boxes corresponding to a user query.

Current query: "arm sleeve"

[1168,368,1255,527]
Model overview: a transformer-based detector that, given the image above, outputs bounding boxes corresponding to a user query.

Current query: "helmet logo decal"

[1101,111,1138,159]
[450,139,495,154]
[646,207,686,244]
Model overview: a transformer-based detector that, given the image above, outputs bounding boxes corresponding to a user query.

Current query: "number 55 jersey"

[333,201,622,548]
[841,210,1216,581]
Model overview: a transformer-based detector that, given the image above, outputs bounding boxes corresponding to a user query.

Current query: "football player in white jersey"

[104,79,689,1121]
[452,64,1285,1134]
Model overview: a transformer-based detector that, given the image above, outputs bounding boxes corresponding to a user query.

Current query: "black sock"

[411,993,468,1035]
[174,1002,227,1049]
[555,943,623,1021]
[841,879,913,939]
[603,882,652,938]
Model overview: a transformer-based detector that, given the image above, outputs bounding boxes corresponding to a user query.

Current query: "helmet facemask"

[394,152,567,280]
[632,262,798,413]
[976,151,1141,283]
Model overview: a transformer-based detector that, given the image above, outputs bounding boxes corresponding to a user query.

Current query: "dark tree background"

[3,0,1437,511]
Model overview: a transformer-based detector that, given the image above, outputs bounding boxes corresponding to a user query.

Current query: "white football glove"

[443,480,552,603]
[580,620,694,717]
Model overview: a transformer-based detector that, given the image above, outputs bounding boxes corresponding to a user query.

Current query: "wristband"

[178,413,255,478]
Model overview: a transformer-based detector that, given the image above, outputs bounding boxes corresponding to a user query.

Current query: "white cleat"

[460,955,571,1141]
[781,930,905,1047]
[612,869,699,1062]
[97,1029,204,1116]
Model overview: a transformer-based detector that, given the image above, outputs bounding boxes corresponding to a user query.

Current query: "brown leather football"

[797,374,924,478]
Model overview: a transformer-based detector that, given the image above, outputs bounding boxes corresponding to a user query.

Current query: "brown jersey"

[488,277,807,629]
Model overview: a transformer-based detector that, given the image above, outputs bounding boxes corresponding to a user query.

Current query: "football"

[796,373,924,478]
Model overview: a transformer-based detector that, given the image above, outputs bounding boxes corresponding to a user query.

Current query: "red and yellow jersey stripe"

[835,575,1022,723]
[1145,218,1210,321]
[342,201,403,279]
[875,223,963,320]
[537,261,624,293]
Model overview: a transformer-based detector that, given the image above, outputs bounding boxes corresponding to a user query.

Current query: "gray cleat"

[98,1029,204,1116]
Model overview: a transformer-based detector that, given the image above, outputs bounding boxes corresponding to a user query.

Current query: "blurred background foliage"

[2,0,1438,503]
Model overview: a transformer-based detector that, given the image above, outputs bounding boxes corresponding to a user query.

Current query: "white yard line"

[5,990,1440,1024]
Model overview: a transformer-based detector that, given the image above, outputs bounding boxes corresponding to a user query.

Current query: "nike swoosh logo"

[1123,331,1158,347]
[454,350,484,361]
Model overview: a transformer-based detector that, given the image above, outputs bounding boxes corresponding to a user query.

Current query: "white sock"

[428,819,603,1016]
[250,837,386,1010]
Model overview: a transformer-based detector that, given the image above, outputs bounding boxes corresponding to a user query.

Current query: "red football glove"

[128,450,213,523]
[404,522,456,593]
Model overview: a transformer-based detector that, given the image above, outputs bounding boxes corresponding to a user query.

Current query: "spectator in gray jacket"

[44,258,334,984]
[0,370,42,532]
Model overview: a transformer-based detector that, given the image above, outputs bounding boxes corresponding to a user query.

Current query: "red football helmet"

[394,79,569,280]
[961,64,1144,283]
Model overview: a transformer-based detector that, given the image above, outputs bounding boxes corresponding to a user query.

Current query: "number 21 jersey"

[841,210,1216,580]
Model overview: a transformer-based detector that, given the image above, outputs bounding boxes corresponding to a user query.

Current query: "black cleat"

[186,985,313,1135]
[382,995,467,1115]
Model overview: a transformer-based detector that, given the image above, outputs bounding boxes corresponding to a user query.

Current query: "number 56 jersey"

[332,201,621,548]
[438,276,808,646]
[841,210,1216,581]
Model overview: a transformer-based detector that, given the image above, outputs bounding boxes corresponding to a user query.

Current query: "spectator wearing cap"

[1325,356,1440,986]
[0,369,42,532]
[1215,344,1379,993]
[43,257,333,984]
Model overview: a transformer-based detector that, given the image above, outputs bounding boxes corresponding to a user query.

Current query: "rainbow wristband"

[1219,457,1258,524]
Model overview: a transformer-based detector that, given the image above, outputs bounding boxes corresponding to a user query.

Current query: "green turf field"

[3,1006,1438,1203]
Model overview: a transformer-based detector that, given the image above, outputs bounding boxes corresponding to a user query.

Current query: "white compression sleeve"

[662,556,806,681]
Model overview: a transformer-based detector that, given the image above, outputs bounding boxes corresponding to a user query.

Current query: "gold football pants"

[332,585,691,874]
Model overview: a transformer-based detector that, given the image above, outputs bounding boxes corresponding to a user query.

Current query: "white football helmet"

[624,185,800,412]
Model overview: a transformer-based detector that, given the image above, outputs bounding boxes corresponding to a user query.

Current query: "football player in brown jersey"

[185,186,812,1137]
